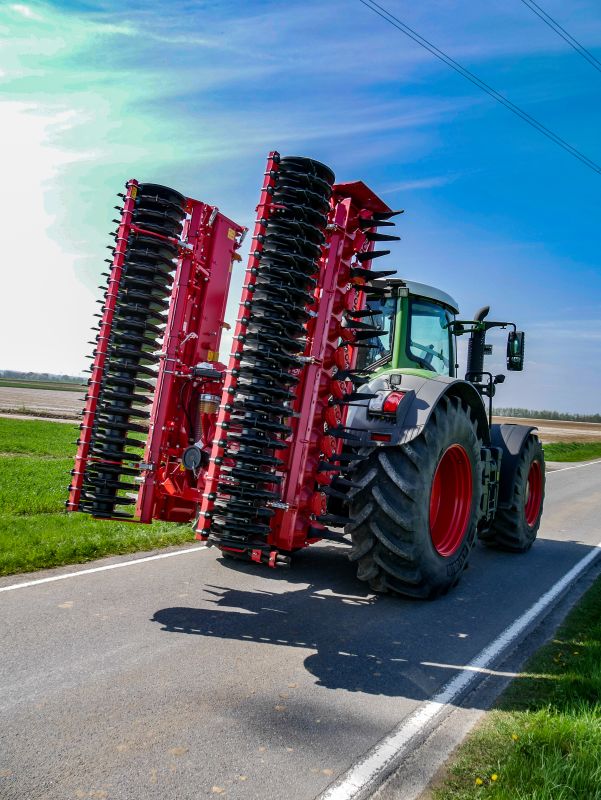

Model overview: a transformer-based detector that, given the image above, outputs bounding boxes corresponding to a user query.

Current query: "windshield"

[354,296,396,371]
[408,299,452,375]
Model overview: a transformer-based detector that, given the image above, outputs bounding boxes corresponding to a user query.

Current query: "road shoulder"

[369,558,601,800]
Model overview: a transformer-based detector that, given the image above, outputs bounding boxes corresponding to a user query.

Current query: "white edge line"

[547,459,601,473]
[0,460,595,594]
[0,545,208,593]
[320,538,601,800]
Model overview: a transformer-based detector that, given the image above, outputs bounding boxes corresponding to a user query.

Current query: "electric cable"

[519,0,601,74]
[358,0,601,175]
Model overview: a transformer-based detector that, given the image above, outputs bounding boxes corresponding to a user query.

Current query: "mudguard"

[490,423,538,505]
[345,372,491,448]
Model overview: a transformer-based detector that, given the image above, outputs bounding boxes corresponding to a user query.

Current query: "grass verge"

[432,575,601,800]
[0,418,193,576]
[543,441,601,462]
[0,417,78,456]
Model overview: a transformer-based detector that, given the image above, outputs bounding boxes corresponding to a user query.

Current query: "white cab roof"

[403,280,459,314]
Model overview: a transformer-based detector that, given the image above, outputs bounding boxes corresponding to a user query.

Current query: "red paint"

[138,198,244,523]
[429,444,473,557]
[273,182,392,551]
[72,160,407,567]
[67,180,139,512]
[194,152,281,538]
[524,458,543,527]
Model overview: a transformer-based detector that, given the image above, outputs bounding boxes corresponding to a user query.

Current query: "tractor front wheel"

[480,434,545,552]
[346,395,483,599]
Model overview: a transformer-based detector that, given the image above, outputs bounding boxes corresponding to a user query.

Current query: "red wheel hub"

[429,444,473,557]
[524,459,543,527]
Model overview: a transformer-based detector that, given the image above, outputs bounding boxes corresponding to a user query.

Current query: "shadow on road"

[152,537,596,702]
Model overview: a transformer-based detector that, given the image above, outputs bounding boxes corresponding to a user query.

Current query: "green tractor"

[344,279,545,598]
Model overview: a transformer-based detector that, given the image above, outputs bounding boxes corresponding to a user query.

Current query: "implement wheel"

[480,434,545,552]
[346,395,483,599]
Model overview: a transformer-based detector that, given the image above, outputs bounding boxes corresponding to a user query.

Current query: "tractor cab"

[356,279,459,378]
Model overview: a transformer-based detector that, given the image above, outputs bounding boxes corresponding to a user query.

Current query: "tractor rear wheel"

[346,395,483,599]
[480,434,544,552]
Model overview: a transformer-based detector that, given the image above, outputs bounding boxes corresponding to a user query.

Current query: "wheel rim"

[429,444,473,557]
[524,459,543,527]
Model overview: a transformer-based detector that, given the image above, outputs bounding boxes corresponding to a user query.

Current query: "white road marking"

[0,546,208,593]
[548,459,601,473]
[420,661,523,678]
[320,537,601,800]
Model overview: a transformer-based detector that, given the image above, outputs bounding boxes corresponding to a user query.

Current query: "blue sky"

[0,0,599,411]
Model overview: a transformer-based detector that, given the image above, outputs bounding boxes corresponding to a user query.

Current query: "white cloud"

[0,102,95,374]
[381,175,458,193]
[9,4,41,20]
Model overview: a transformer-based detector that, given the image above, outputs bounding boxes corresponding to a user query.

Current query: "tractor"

[67,152,545,598]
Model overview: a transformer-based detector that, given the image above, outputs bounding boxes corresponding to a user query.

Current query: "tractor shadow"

[152,537,596,702]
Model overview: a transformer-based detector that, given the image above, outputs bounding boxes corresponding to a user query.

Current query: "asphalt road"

[1,461,600,800]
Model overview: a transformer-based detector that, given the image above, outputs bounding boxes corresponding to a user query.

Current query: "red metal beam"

[67,179,139,512]
[138,200,245,523]
[194,152,281,539]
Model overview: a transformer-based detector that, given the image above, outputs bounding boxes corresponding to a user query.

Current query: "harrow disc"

[80,183,186,518]
[207,157,335,552]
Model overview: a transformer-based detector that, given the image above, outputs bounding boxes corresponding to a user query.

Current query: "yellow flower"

[491,773,498,781]
[475,777,483,785]
[511,733,519,741]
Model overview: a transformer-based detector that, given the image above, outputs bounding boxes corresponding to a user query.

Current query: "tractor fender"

[345,373,490,448]
[490,423,538,505]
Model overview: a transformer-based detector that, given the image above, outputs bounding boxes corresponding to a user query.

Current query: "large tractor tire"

[480,434,545,552]
[346,395,483,599]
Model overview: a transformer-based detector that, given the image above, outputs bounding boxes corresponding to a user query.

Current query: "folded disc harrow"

[67,180,245,521]
[69,153,400,571]
[195,155,400,565]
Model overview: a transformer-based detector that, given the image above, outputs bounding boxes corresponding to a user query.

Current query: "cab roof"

[386,278,459,314]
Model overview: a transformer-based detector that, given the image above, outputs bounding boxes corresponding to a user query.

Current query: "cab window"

[407,299,452,375]
[355,296,396,370]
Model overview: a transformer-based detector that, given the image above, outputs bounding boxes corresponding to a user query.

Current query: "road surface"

[1,461,600,800]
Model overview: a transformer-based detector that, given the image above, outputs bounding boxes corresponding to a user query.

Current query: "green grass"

[0,378,85,392]
[543,441,601,462]
[0,417,78,456]
[0,418,193,576]
[0,457,74,515]
[432,576,601,800]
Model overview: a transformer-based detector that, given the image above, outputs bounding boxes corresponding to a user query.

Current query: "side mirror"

[507,331,525,371]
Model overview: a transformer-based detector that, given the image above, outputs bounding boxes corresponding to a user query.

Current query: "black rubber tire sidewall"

[347,395,483,598]
[483,434,545,552]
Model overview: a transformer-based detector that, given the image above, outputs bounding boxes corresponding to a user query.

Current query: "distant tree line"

[0,370,84,384]
[494,407,601,423]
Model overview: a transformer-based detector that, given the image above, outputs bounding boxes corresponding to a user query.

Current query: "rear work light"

[368,390,406,415]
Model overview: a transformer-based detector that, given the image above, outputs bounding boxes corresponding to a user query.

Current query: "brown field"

[0,387,598,443]
[493,416,601,443]
[0,386,84,420]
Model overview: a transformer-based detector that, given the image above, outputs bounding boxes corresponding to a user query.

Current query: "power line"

[358,0,601,175]
[519,0,601,74]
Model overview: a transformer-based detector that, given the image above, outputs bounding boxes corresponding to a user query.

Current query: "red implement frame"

[68,181,245,521]
[194,165,392,559]
[195,152,280,539]
[271,182,392,551]
[137,200,245,523]
[67,180,139,512]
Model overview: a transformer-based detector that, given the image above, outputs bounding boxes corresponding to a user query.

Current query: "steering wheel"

[409,340,450,369]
